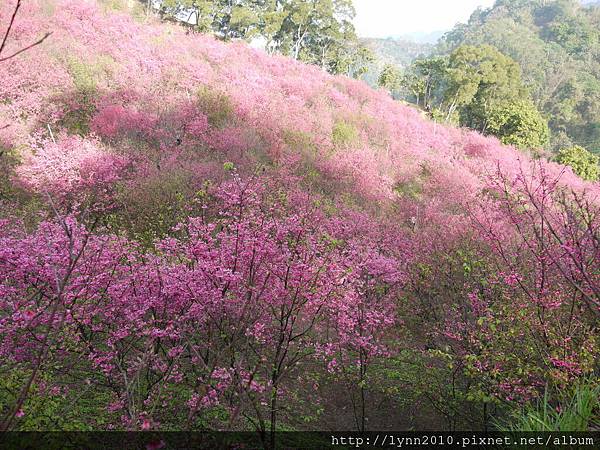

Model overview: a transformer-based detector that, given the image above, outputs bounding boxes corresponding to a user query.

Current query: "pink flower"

[327,359,338,373]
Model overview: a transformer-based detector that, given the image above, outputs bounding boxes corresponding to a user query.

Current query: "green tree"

[431,0,600,153]
[276,0,357,72]
[486,99,549,150]
[400,44,550,146]
[407,57,448,112]
[555,145,600,181]
[444,44,527,131]
[377,63,402,95]
[338,44,375,79]
[158,0,258,37]
[157,0,359,75]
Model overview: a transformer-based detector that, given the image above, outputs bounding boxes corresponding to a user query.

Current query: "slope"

[1,0,594,224]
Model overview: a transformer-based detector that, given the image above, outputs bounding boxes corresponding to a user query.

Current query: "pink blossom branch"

[0,0,52,63]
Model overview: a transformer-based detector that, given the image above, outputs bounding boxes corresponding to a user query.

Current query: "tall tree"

[444,44,527,131]
[402,57,448,112]
[333,43,375,79]
[377,63,402,96]
[400,44,549,149]
[156,0,361,74]
[274,0,357,71]
[433,0,600,153]
[159,0,272,39]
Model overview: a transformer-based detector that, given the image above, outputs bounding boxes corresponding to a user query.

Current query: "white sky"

[353,0,496,38]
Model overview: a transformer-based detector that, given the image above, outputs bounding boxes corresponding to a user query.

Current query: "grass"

[497,380,600,432]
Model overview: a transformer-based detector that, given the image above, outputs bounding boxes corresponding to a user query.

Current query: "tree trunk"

[269,380,278,450]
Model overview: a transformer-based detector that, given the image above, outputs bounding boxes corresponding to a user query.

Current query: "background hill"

[360,37,433,86]
[433,0,600,153]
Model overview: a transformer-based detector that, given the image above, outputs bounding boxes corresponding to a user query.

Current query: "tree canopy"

[555,145,600,180]
[377,63,402,96]
[156,0,369,76]
[393,44,549,150]
[486,99,549,150]
[434,0,600,154]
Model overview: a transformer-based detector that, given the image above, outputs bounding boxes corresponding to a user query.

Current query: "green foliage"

[360,37,433,88]
[0,146,43,226]
[282,129,316,154]
[58,101,96,136]
[446,45,527,131]
[229,3,261,38]
[61,57,113,135]
[284,0,358,74]
[401,57,448,113]
[67,58,99,95]
[393,179,423,201]
[282,129,327,188]
[0,369,113,430]
[546,14,599,56]
[379,348,489,430]
[66,55,114,96]
[498,381,600,432]
[486,99,549,149]
[401,44,550,148]
[555,145,600,181]
[393,164,432,201]
[434,0,600,153]
[100,0,144,15]
[333,44,375,79]
[331,120,358,148]
[106,169,196,247]
[377,63,402,95]
[159,0,359,75]
[197,86,234,129]
[0,146,20,202]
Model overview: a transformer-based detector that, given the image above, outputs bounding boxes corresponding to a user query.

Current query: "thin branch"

[0,0,52,63]
[0,32,52,63]
[0,0,21,57]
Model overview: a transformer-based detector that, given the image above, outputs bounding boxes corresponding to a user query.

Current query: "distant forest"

[369,0,600,163]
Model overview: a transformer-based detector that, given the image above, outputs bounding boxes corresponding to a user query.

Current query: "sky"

[353,0,496,39]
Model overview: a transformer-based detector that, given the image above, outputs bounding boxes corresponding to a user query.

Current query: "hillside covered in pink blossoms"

[0,0,598,437]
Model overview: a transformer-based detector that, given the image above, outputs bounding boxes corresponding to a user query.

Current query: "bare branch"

[0,0,21,57]
[0,32,52,63]
[0,0,52,63]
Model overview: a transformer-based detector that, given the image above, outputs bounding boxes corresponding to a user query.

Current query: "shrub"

[486,99,549,150]
[498,381,600,432]
[196,86,234,129]
[332,120,358,148]
[106,168,195,246]
[555,145,599,181]
[15,135,129,211]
